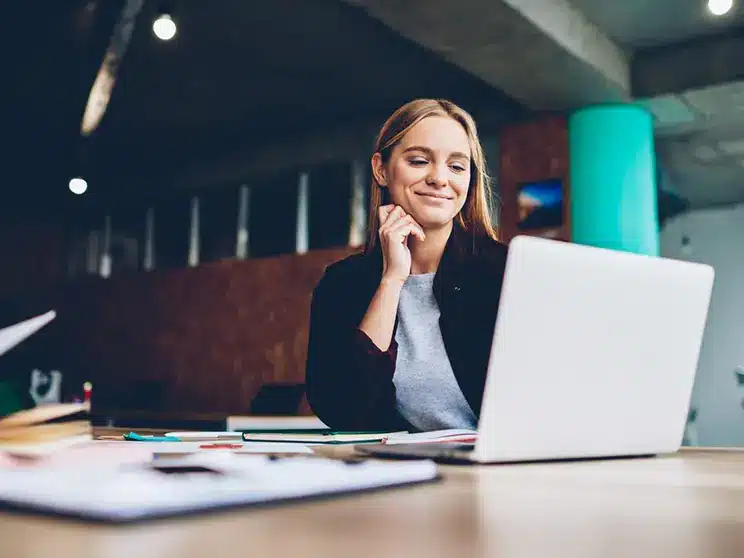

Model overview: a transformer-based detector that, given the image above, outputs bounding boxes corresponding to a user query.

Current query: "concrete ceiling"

[625,2,744,208]
[638,82,744,207]
[571,0,744,206]
[344,0,744,210]
[342,0,631,110]
[571,0,744,49]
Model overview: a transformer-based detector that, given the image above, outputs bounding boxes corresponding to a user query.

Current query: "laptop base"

[356,443,658,465]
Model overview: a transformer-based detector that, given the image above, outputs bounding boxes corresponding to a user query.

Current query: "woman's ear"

[371,152,387,187]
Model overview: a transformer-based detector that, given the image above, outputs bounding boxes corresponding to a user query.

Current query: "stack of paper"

[0,310,85,457]
[0,402,91,457]
[226,415,328,431]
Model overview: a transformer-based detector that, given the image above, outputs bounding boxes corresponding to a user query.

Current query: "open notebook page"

[384,429,478,445]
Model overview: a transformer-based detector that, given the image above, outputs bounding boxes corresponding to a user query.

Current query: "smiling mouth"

[416,192,453,200]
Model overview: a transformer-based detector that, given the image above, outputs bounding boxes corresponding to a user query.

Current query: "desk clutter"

[0,451,439,523]
[164,428,478,445]
[0,417,454,523]
[0,402,91,457]
[0,306,460,524]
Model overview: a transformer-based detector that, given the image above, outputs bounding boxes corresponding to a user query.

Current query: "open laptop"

[357,235,715,464]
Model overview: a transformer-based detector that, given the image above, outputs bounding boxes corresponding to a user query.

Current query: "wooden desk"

[2,447,744,557]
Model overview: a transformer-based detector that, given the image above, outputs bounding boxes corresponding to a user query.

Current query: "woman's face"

[372,115,471,231]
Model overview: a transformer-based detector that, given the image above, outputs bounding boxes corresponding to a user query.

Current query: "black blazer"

[305,225,509,431]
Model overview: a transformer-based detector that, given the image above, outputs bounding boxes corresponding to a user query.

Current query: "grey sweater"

[393,273,477,432]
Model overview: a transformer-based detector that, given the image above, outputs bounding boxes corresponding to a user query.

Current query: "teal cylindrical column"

[569,104,659,256]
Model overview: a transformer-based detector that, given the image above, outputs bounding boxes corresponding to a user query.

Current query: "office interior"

[1,0,744,554]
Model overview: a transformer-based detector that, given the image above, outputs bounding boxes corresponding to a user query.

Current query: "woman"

[305,99,508,432]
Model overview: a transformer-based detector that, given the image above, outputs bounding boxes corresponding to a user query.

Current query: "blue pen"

[123,432,181,442]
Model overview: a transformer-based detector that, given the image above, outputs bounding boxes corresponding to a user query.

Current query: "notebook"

[241,431,407,445]
[166,428,331,442]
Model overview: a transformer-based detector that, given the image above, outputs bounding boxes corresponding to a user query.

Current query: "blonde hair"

[365,98,497,252]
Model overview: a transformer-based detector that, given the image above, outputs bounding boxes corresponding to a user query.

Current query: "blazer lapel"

[434,227,485,415]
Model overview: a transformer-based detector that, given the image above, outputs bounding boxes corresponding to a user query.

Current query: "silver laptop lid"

[474,236,714,462]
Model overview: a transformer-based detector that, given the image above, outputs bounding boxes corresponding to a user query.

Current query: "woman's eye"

[409,158,428,166]
[450,163,466,172]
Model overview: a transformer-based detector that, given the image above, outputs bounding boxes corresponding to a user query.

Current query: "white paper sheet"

[0,454,439,522]
[150,441,313,455]
[0,310,56,358]
[0,440,313,471]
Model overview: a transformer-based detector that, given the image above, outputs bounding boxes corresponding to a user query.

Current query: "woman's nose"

[426,166,448,187]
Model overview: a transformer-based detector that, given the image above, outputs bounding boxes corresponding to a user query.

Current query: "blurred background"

[0,0,742,445]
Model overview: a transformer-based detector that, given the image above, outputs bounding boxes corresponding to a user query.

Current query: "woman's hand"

[378,204,426,284]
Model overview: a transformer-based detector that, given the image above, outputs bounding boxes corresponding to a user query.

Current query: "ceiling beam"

[341,0,630,110]
[632,28,744,98]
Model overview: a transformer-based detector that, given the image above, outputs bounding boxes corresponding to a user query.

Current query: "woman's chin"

[412,212,456,232]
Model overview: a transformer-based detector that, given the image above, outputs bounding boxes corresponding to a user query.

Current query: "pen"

[123,432,181,442]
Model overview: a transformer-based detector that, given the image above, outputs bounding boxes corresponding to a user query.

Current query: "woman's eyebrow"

[402,145,470,160]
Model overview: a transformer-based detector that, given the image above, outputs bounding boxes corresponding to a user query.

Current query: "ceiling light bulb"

[153,13,177,40]
[69,177,88,195]
[708,0,733,16]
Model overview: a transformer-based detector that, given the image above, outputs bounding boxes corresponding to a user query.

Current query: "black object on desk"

[249,383,306,415]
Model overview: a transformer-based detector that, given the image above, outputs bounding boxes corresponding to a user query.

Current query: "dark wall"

[0,218,68,299]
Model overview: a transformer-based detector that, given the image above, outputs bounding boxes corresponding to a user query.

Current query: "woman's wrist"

[379,275,407,290]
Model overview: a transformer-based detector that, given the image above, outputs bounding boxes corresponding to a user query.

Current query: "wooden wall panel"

[498,114,570,243]
[0,247,358,417]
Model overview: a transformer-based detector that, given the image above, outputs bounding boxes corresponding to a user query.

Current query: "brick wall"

[497,114,570,242]
[1,246,358,417]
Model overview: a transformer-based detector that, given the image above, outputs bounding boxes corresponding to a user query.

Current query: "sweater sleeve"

[304,267,409,432]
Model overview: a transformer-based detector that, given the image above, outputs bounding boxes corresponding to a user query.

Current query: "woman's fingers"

[381,214,426,242]
[379,209,408,236]
[396,219,426,242]
[387,205,405,224]
[379,205,426,242]
[378,204,400,226]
